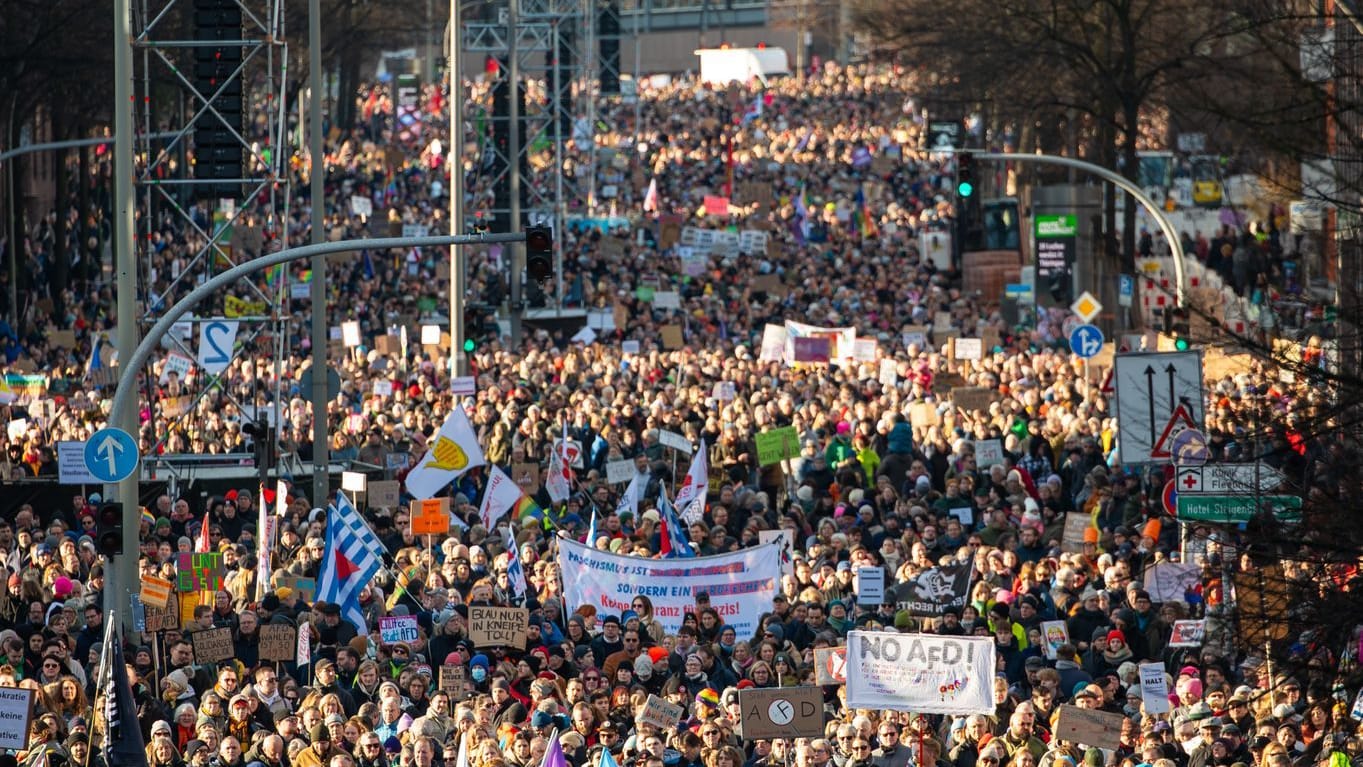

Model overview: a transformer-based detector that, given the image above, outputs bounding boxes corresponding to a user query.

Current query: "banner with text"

[557,538,780,638]
[845,631,996,715]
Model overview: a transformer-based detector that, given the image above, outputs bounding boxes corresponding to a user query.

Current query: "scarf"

[1103,643,1133,665]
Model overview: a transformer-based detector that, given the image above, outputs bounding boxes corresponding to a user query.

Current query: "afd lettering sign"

[845,632,995,715]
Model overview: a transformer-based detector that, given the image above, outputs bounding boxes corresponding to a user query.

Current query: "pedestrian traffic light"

[525,226,554,282]
[463,306,481,353]
[96,503,123,558]
[956,154,976,198]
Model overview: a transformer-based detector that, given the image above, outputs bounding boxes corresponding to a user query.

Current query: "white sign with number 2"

[198,319,239,375]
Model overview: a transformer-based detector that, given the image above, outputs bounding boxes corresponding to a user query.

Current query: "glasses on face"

[43,663,57,669]
[393,649,408,656]
[879,732,897,739]
[851,745,872,753]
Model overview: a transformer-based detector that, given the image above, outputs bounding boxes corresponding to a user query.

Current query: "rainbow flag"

[515,495,541,521]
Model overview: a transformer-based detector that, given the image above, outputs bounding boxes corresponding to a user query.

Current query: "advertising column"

[1035,214,1078,308]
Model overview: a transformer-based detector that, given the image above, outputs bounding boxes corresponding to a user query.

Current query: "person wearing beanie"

[1084,629,1133,679]
[294,723,342,767]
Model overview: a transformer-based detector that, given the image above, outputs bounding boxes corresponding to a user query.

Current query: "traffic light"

[956,153,976,198]
[242,418,272,469]
[463,305,482,352]
[525,226,554,282]
[96,503,123,558]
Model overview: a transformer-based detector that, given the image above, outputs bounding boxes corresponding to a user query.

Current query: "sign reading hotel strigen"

[844,631,995,715]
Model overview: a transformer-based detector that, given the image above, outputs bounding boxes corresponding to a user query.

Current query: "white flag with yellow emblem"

[405,406,485,499]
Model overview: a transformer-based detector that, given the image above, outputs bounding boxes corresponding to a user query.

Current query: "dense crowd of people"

[0,54,1348,767]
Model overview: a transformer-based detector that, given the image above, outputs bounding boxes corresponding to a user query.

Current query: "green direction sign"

[1176,495,1302,523]
[1035,214,1078,239]
[755,426,800,467]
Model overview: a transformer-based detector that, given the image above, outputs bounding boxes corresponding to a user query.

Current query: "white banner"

[557,538,780,639]
[845,631,996,715]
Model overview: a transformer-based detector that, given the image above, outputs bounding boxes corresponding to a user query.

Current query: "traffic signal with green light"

[1174,336,1190,351]
[956,153,976,198]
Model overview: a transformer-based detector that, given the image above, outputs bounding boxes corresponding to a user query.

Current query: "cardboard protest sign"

[469,606,529,649]
[951,386,995,413]
[660,324,684,350]
[368,480,401,508]
[639,694,684,730]
[191,627,235,664]
[412,498,450,535]
[259,624,298,662]
[1054,706,1126,749]
[1060,513,1093,553]
[140,576,174,609]
[737,687,825,739]
[439,664,467,696]
[177,552,226,592]
[512,462,540,494]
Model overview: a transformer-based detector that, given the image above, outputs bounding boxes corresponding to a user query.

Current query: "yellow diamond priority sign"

[1071,291,1102,323]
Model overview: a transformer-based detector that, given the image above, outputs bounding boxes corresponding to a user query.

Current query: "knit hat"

[470,654,490,669]
[696,688,720,709]
[1106,629,1125,645]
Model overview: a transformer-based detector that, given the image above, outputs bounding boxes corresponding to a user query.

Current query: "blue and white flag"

[317,492,385,632]
[505,527,527,599]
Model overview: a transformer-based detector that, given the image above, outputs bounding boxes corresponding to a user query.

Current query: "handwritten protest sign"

[259,625,298,662]
[177,552,226,592]
[191,627,235,664]
[469,606,529,649]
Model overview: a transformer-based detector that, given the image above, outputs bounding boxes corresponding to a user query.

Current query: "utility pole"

[309,0,329,506]
[450,0,467,376]
[508,0,523,345]
[114,0,141,633]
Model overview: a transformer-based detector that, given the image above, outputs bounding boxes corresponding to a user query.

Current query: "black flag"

[105,632,147,765]
[889,563,974,617]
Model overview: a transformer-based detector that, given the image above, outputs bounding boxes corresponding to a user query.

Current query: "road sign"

[1113,351,1204,464]
[1171,428,1208,466]
[299,366,342,400]
[737,686,825,739]
[1150,402,1200,460]
[1069,324,1104,359]
[83,427,140,483]
[1176,495,1303,523]
[1162,479,1178,516]
[1174,463,1287,495]
[1071,291,1103,323]
[1118,274,1135,307]
[927,120,962,152]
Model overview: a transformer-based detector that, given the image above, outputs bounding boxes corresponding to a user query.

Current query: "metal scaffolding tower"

[128,0,291,479]
[463,0,624,312]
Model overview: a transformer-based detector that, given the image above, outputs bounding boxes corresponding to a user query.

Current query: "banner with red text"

[557,538,780,639]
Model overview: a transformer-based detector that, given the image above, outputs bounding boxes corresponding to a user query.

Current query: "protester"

[0,58,1335,767]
